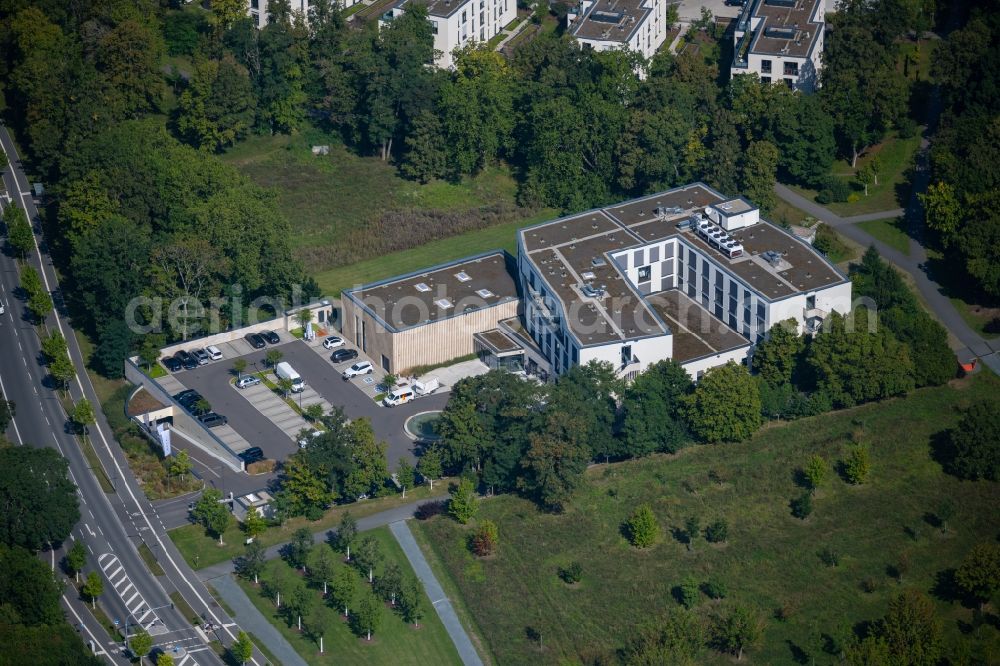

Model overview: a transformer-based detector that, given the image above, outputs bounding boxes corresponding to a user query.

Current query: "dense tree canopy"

[0,447,79,551]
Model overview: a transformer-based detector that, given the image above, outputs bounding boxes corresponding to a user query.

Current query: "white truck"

[275,361,305,393]
[413,375,440,396]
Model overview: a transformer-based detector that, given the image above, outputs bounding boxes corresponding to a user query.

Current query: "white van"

[275,361,305,393]
[413,376,440,396]
[383,385,415,407]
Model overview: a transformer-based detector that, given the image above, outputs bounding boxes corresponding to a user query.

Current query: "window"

[251,0,259,8]
[381,354,390,372]
[435,298,453,309]
[455,271,471,282]
[622,345,632,366]
[476,288,494,298]
[761,76,771,84]
[415,282,431,292]
[462,10,467,22]
[784,78,794,88]
[637,266,651,282]
[431,19,439,33]
[806,294,816,309]
[784,61,799,76]
[760,59,772,73]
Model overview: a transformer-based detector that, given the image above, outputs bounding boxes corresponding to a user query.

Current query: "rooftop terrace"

[745,0,823,59]
[569,0,652,44]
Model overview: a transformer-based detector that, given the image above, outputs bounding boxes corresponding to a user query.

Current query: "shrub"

[818,547,840,567]
[897,117,919,138]
[414,500,446,520]
[843,444,872,484]
[448,478,478,524]
[559,561,583,585]
[469,520,498,557]
[790,492,812,519]
[816,177,852,204]
[678,576,701,609]
[704,519,729,543]
[861,577,878,593]
[624,504,660,548]
[702,578,728,599]
[803,455,827,491]
[246,460,276,475]
[943,401,1000,481]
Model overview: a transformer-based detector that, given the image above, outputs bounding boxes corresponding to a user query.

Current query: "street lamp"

[124,602,173,654]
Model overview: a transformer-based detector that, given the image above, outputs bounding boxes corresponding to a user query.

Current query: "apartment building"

[249,0,361,28]
[516,183,852,379]
[384,0,516,69]
[567,0,669,62]
[730,0,825,92]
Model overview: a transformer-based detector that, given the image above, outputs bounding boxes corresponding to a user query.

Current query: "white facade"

[249,0,361,28]
[516,184,853,381]
[385,0,516,69]
[567,0,669,63]
[731,0,825,92]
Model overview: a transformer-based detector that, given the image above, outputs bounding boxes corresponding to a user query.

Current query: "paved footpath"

[198,495,448,581]
[389,520,485,666]
[210,573,308,666]
[774,182,1000,375]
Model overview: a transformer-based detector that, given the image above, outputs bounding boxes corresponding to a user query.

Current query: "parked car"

[236,375,261,389]
[198,413,228,428]
[261,330,280,344]
[330,348,358,364]
[205,345,223,361]
[176,350,198,370]
[163,356,182,372]
[173,389,198,403]
[191,348,210,365]
[323,336,345,350]
[245,333,266,349]
[238,447,264,464]
[342,361,373,379]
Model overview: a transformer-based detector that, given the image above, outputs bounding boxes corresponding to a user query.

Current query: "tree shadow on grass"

[786,640,810,664]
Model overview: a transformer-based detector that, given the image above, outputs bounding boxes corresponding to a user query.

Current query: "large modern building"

[730,0,825,92]
[345,183,851,380]
[383,0,517,69]
[566,0,670,61]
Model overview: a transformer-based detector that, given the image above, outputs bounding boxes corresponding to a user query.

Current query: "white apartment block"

[248,0,360,28]
[516,183,852,380]
[731,0,825,92]
[566,0,669,63]
[384,0,516,69]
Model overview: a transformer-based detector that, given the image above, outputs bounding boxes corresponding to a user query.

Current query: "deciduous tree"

[0,447,79,550]
[955,543,1000,611]
[448,478,478,524]
[625,505,660,548]
[684,362,762,443]
[712,604,764,661]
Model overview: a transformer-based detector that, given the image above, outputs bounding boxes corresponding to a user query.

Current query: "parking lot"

[163,333,450,471]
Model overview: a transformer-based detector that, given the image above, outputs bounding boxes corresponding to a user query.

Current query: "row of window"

[760,59,799,76]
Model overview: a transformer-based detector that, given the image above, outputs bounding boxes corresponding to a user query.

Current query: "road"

[0,125,270,665]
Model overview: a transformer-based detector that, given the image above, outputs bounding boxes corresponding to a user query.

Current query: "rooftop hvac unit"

[592,256,608,267]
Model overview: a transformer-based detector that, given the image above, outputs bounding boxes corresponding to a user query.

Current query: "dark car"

[330,348,358,364]
[238,446,264,464]
[173,389,198,403]
[245,333,266,349]
[163,356,182,372]
[261,330,280,345]
[176,349,198,370]
[198,412,228,428]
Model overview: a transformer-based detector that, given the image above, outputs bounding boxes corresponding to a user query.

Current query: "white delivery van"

[413,376,440,396]
[275,362,305,393]
[383,385,415,407]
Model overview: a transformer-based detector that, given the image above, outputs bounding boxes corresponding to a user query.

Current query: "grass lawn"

[236,526,462,666]
[768,198,814,228]
[855,216,911,255]
[413,373,1000,665]
[949,297,1000,339]
[785,132,922,217]
[171,482,449,570]
[314,210,553,297]
[220,127,543,275]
